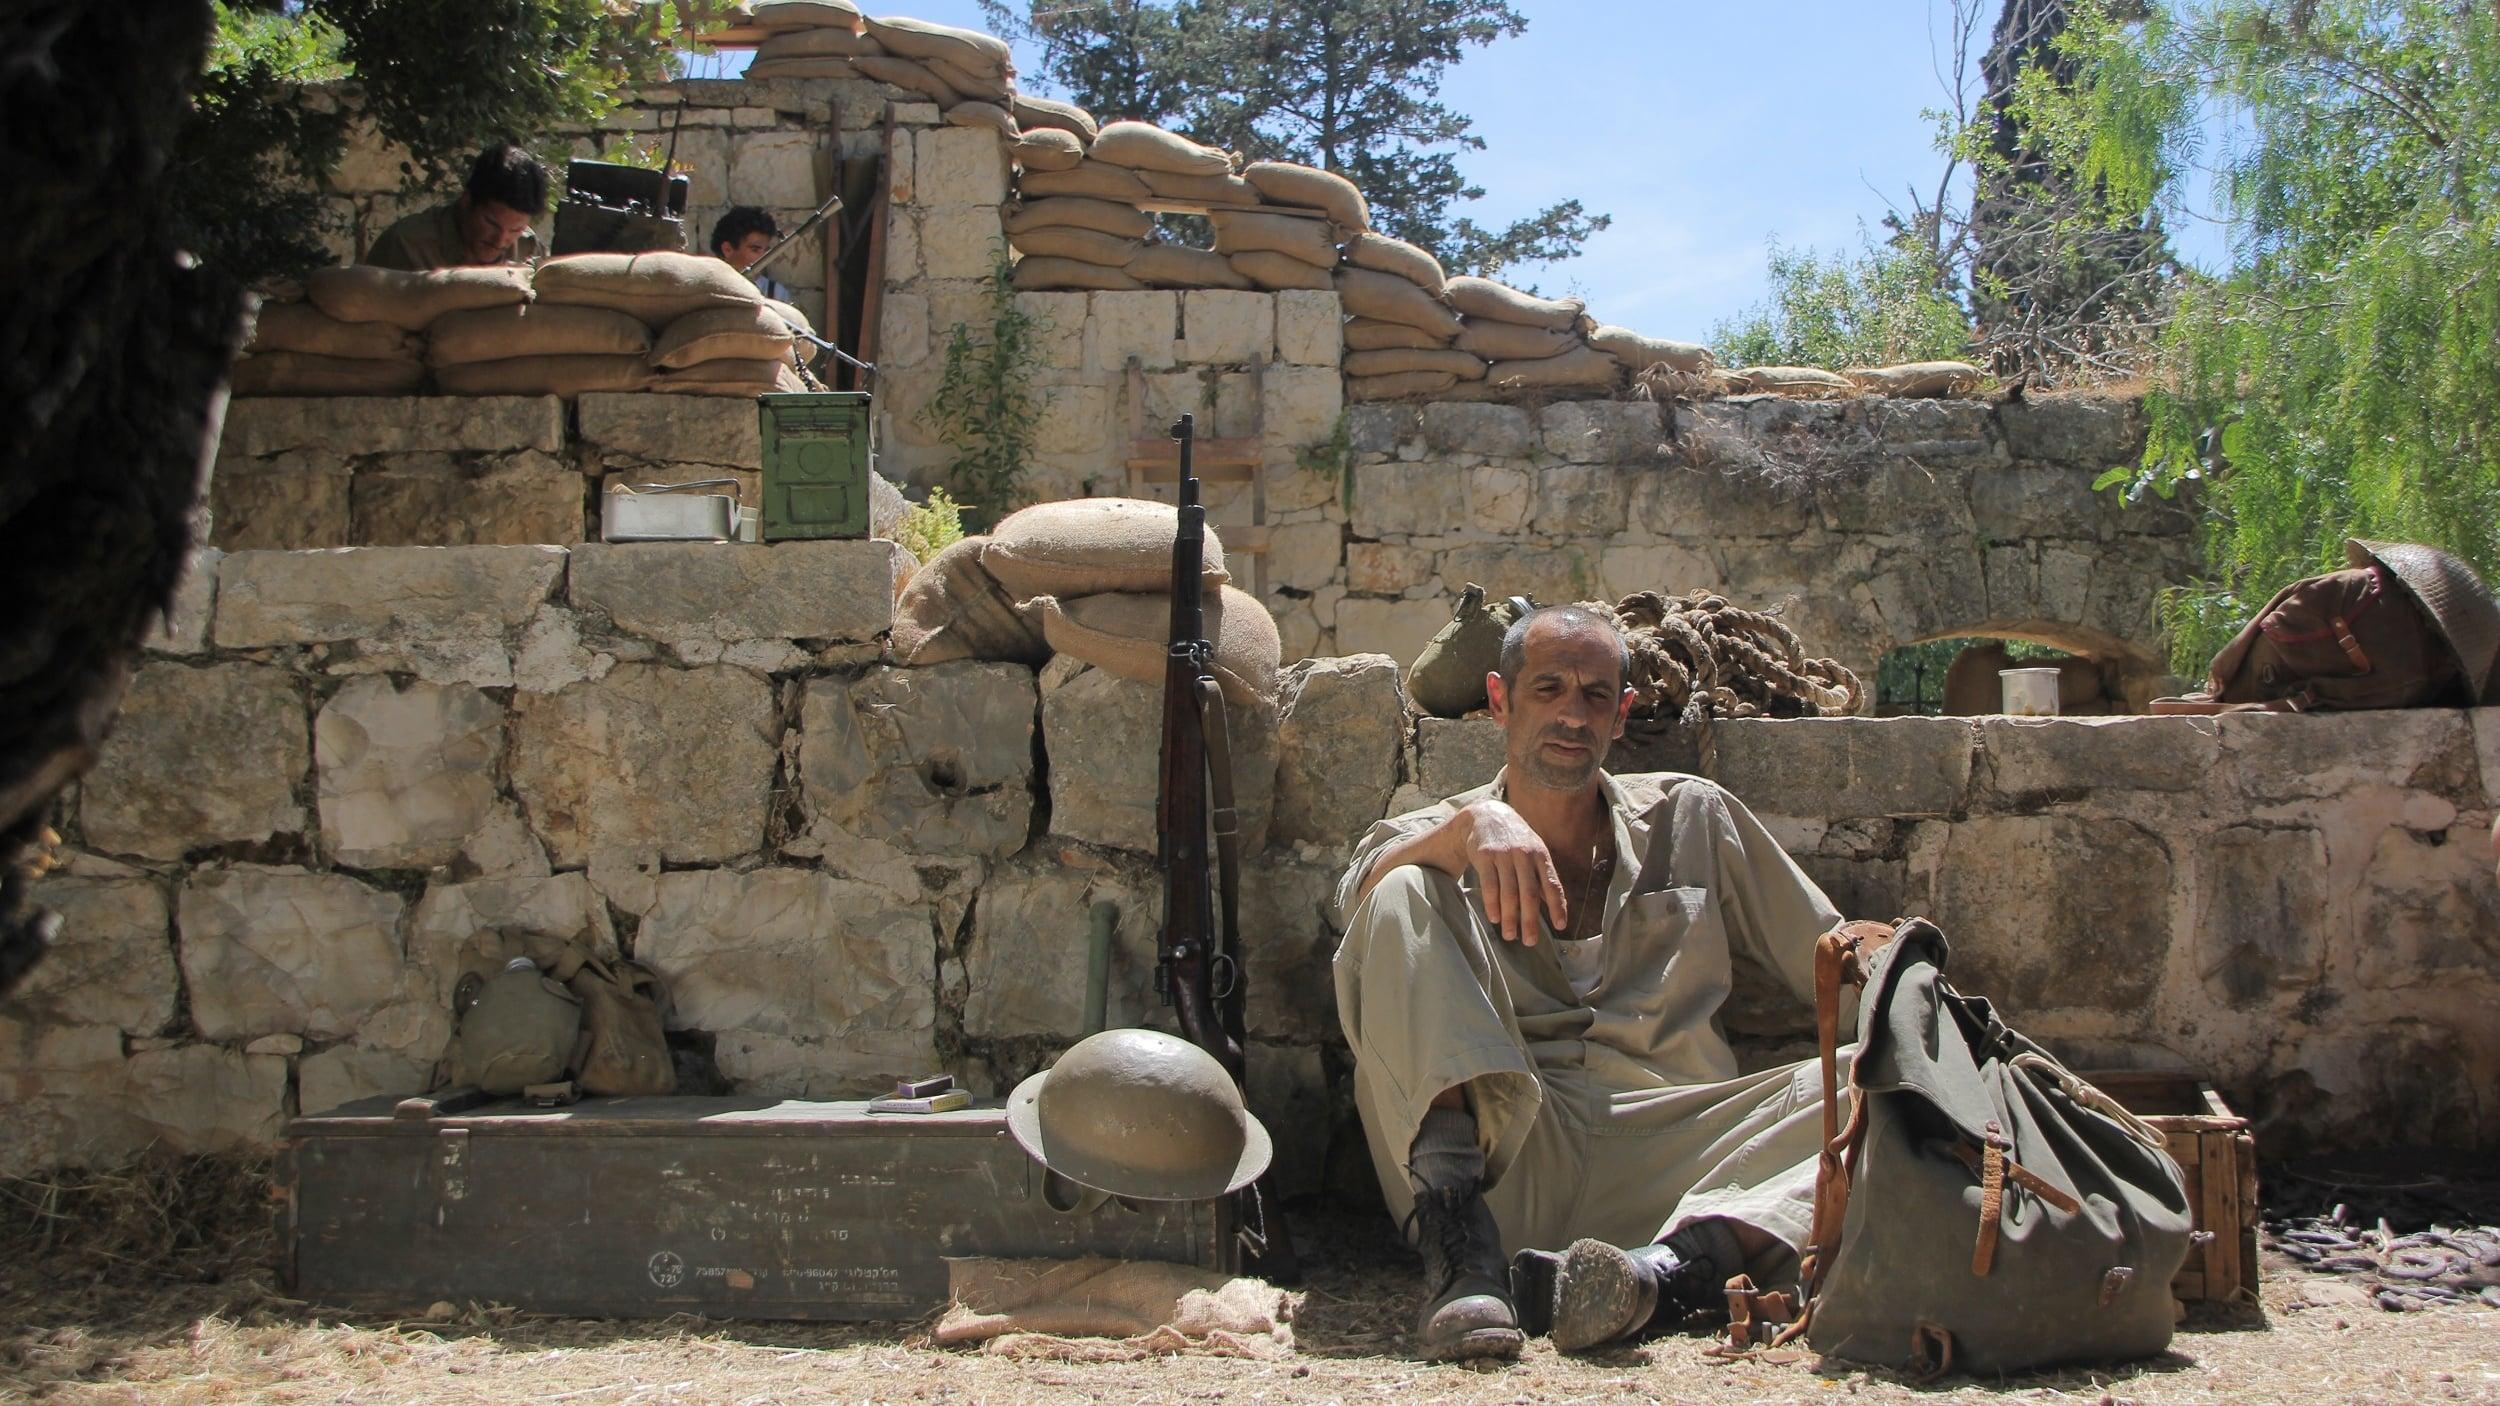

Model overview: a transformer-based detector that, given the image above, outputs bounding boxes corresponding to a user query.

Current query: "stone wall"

[7,545,2494,1181]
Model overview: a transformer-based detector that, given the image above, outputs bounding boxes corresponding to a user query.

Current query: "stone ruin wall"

[5,543,2495,1186]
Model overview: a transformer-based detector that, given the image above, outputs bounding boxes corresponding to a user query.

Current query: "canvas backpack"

[2154,564,2457,713]
[443,940,676,1098]
[1749,918,2194,1376]
[1407,585,1535,718]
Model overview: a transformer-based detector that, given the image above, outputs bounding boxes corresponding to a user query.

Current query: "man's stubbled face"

[1490,618,1632,793]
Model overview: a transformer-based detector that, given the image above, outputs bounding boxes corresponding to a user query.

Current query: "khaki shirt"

[364,199,544,272]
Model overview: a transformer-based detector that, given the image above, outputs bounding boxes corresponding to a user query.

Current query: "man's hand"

[1356,799,1566,946]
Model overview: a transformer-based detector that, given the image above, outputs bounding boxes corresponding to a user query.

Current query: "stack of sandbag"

[1447,276,1619,397]
[531,252,775,396]
[427,301,655,396]
[1844,361,1985,398]
[746,3,1023,136]
[1008,121,1244,293]
[1727,366,1856,400]
[649,302,805,396]
[1335,237,1466,401]
[232,292,428,397]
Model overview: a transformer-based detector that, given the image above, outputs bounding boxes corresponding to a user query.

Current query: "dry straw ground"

[3,1157,2495,1405]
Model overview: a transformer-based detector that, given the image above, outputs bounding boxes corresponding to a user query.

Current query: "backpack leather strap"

[1775,918,1895,1345]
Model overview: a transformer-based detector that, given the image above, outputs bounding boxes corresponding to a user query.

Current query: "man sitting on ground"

[364,142,548,271]
[709,206,792,302]
[1333,605,1845,1361]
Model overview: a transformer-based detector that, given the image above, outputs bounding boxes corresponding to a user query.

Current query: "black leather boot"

[1405,1182,1525,1361]
[1549,1239,1720,1352]
[1509,1246,1564,1337]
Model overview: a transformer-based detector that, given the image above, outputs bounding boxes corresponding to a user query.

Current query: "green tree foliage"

[2058,0,2500,671]
[1710,233,1972,370]
[979,0,1608,279]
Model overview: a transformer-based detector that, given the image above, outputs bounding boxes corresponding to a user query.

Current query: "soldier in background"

[709,206,792,302]
[364,142,548,271]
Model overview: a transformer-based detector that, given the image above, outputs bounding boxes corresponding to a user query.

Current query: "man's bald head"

[1497,606,1630,692]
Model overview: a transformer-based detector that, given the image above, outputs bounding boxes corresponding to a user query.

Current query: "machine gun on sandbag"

[1153,412,1299,1283]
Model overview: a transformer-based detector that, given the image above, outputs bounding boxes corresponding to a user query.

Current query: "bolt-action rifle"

[1154,412,1298,1282]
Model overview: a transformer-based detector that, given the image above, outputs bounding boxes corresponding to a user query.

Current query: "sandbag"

[435,354,649,397]
[1013,93,1100,144]
[1007,225,1144,267]
[1484,344,1619,391]
[652,304,797,369]
[764,297,817,340]
[1445,275,1585,331]
[1011,256,1145,292]
[749,0,865,33]
[945,100,1018,136]
[1127,244,1253,290]
[1342,232,1447,298]
[229,351,426,397]
[1846,360,1984,398]
[1006,196,1153,240]
[1455,319,1574,362]
[850,53,962,104]
[1336,267,1460,338]
[307,263,532,332]
[1347,370,1459,402]
[1090,120,1231,177]
[1735,365,1854,398]
[1241,161,1367,230]
[428,303,651,367]
[1344,318,1444,351]
[1208,209,1340,268]
[866,14,1012,79]
[1229,251,1335,292]
[745,56,861,79]
[248,300,422,360]
[1344,346,1487,381]
[1027,586,1281,708]
[754,26,881,57]
[1588,325,1713,374]
[928,56,1011,103]
[649,358,795,395]
[533,252,762,328]
[983,497,1228,600]
[1013,128,1086,172]
[1019,162,1152,203]
[892,536,1049,667]
[1140,169,1259,205]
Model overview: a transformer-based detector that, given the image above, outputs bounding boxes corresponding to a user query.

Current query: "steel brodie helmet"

[1006,1028,1272,1202]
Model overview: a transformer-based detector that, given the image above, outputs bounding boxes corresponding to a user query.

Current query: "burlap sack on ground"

[927,57,1010,103]
[1228,252,1335,292]
[1446,275,1585,331]
[307,264,532,331]
[534,252,762,328]
[892,536,1048,666]
[866,15,1011,78]
[249,301,422,360]
[1347,369,1460,401]
[1090,120,1232,177]
[983,497,1228,600]
[1846,360,1984,398]
[745,56,860,80]
[649,358,800,395]
[428,303,651,367]
[1589,325,1713,374]
[1734,365,1855,398]
[1342,232,1447,298]
[1013,128,1086,172]
[936,1257,1295,1361]
[1020,163,1152,203]
[750,0,865,33]
[1007,197,1153,240]
[230,352,425,397]
[1208,209,1340,268]
[1241,161,1368,231]
[1455,319,1573,362]
[1011,257,1145,292]
[1129,245,1253,290]
[652,305,796,369]
[1337,267,1460,338]
[1141,169,1260,205]
[1485,343,1619,391]
[1013,93,1101,144]
[1344,346,1487,381]
[435,354,650,397]
[1009,226,1142,267]
[947,101,1018,136]
[1344,318,1445,351]
[754,26,881,58]
[850,53,961,104]
[1026,586,1282,707]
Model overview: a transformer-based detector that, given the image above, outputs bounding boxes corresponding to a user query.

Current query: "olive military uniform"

[364,199,544,272]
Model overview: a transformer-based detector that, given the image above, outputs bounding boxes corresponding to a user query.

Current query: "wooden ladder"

[1124,354,1269,597]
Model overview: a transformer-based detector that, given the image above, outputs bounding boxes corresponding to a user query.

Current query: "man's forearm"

[1352,811,1470,907]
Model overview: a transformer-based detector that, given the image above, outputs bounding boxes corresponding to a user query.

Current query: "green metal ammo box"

[759,392,874,540]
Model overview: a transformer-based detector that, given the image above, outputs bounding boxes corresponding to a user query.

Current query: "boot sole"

[1509,1249,1560,1337]
[1419,1325,1525,1362]
[1552,1238,1646,1353]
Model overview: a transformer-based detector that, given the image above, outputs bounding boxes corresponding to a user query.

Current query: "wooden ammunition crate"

[280,1093,1224,1321]
[2089,1071,2260,1305]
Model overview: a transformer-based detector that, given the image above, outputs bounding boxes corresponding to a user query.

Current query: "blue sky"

[695,2,2229,342]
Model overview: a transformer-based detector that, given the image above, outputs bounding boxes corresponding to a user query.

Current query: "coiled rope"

[1583,589,1865,728]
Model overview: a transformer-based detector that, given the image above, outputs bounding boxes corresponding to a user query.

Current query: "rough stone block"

[1533,464,1628,536]
[509,663,780,867]
[1041,658,1274,853]
[210,454,350,551]
[80,661,306,862]
[1033,383,1112,455]
[143,547,221,655]
[123,1043,289,1157]
[1273,655,1408,847]
[214,545,565,648]
[2353,823,2500,990]
[798,662,1036,859]
[879,290,931,370]
[1467,464,1533,534]
[916,125,1010,207]
[1246,1043,1333,1197]
[1970,464,2105,541]
[1413,716,1504,800]
[300,1046,433,1115]
[1083,291,1179,373]
[1816,462,1979,539]
[1979,715,2217,801]
[316,676,505,869]
[1016,292,1088,369]
[1921,815,2172,1012]
[728,129,821,206]
[218,396,564,458]
[407,874,617,1011]
[1349,461,1465,538]
[1347,404,1417,455]
[884,121,916,203]
[1997,395,2143,470]
[1262,365,1344,453]
[1424,402,1534,458]
[883,203,922,282]
[1541,400,1665,463]
[960,854,1159,1039]
[1712,718,1973,820]
[1334,596,1450,672]
[13,876,176,1035]
[1348,542,1434,594]
[1273,290,1343,367]
[2219,710,2476,803]
[2194,826,2330,1006]
[1180,291,1273,364]
[352,453,585,546]
[1266,520,1343,593]
[579,393,762,469]
[920,204,1007,280]
[1600,542,1718,599]
[636,867,939,1095]
[1631,461,1815,540]
[1437,543,1600,606]
[570,540,909,649]
[178,865,405,1040]
[1242,857,1344,1041]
